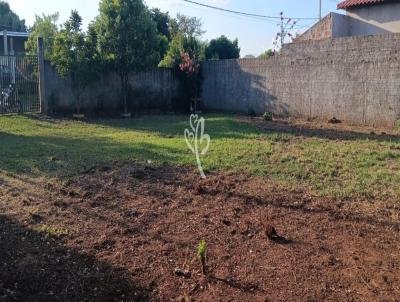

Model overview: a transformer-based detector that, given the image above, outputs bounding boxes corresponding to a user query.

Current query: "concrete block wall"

[202,33,400,127]
[346,2,400,36]
[44,61,180,114]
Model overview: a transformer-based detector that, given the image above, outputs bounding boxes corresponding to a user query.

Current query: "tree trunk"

[76,86,81,115]
[124,74,129,114]
[72,75,81,115]
[120,73,129,114]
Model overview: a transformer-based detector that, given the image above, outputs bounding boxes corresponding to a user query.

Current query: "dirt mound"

[1,163,399,301]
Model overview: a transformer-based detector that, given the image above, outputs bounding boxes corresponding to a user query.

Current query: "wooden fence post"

[37,37,47,114]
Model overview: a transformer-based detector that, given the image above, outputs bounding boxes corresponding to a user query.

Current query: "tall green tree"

[159,35,205,69]
[205,35,240,60]
[96,0,160,115]
[51,10,98,115]
[159,34,205,111]
[169,13,205,38]
[156,12,206,111]
[25,13,59,60]
[159,12,205,68]
[150,8,171,61]
[150,8,171,40]
[0,1,26,32]
[86,21,102,70]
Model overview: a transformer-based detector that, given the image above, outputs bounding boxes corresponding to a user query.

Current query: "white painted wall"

[346,3,400,35]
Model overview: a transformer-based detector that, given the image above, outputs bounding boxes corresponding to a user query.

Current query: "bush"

[263,112,273,121]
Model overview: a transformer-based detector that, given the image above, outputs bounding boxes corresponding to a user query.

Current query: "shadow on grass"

[0,215,149,302]
[84,114,264,140]
[50,113,400,143]
[249,119,400,143]
[9,113,400,143]
[88,112,400,144]
[0,132,189,178]
[0,114,269,178]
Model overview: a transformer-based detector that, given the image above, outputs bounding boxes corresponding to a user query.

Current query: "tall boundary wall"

[202,33,400,127]
[44,62,180,114]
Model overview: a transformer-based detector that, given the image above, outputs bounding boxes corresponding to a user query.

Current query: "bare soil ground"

[1,162,399,301]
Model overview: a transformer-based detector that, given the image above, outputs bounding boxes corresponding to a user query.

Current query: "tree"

[151,11,205,63]
[258,49,274,59]
[159,34,205,111]
[159,35,205,69]
[169,13,205,38]
[85,21,102,79]
[205,35,240,60]
[0,1,26,32]
[159,13,205,69]
[51,10,98,115]
[158,34,169,61]
[150,8,171,40]
[96,0,160,115]
[178,46,202,108]
[159,12,205,111]
[25,13,59,60]
[243,54,255,59]
[150,8,171,60]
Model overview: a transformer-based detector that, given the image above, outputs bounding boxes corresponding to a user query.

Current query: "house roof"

[0,31,29,38]
[337,0,390,9]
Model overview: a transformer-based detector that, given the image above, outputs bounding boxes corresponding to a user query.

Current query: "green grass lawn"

[1,114,400,201]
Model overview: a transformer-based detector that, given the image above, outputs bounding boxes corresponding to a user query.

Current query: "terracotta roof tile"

[337,0,390,9]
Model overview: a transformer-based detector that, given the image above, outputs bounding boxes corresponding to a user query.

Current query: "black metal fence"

[0,55,39,114]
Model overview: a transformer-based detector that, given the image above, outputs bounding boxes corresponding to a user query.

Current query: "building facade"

[0,31,29,55]
[296,0,400,42]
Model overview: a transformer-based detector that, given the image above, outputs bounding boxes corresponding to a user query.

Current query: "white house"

[296,0,400,42]
[1,30,29,55]
[339,0,400,35]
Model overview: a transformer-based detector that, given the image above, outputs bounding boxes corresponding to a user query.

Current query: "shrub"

[263,112,273,121]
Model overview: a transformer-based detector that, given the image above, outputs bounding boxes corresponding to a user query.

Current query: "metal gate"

[0,55,40,114]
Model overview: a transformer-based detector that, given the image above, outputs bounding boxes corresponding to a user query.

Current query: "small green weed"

[197,240,207,275]
[35,224,69,237]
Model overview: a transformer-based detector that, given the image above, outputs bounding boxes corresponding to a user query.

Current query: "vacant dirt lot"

[1,162,399,301]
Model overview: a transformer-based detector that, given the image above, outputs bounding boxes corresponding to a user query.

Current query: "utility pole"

[280,14,284,47]
[319,0,322,20]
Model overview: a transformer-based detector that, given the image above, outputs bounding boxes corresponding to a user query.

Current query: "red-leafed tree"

[160,34,205,112]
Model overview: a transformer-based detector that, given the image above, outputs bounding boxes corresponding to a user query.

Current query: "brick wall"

[295,13,333,42]
[202,33,400,127]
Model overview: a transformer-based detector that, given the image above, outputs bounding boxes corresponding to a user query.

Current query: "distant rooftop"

[0,31,29,38]
[337,0,392,9]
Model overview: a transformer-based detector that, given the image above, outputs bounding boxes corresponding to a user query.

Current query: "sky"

[7,0,343,57]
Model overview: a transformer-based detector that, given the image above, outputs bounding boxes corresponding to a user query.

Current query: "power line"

[180,2,281,25]
[182,0,319,21]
